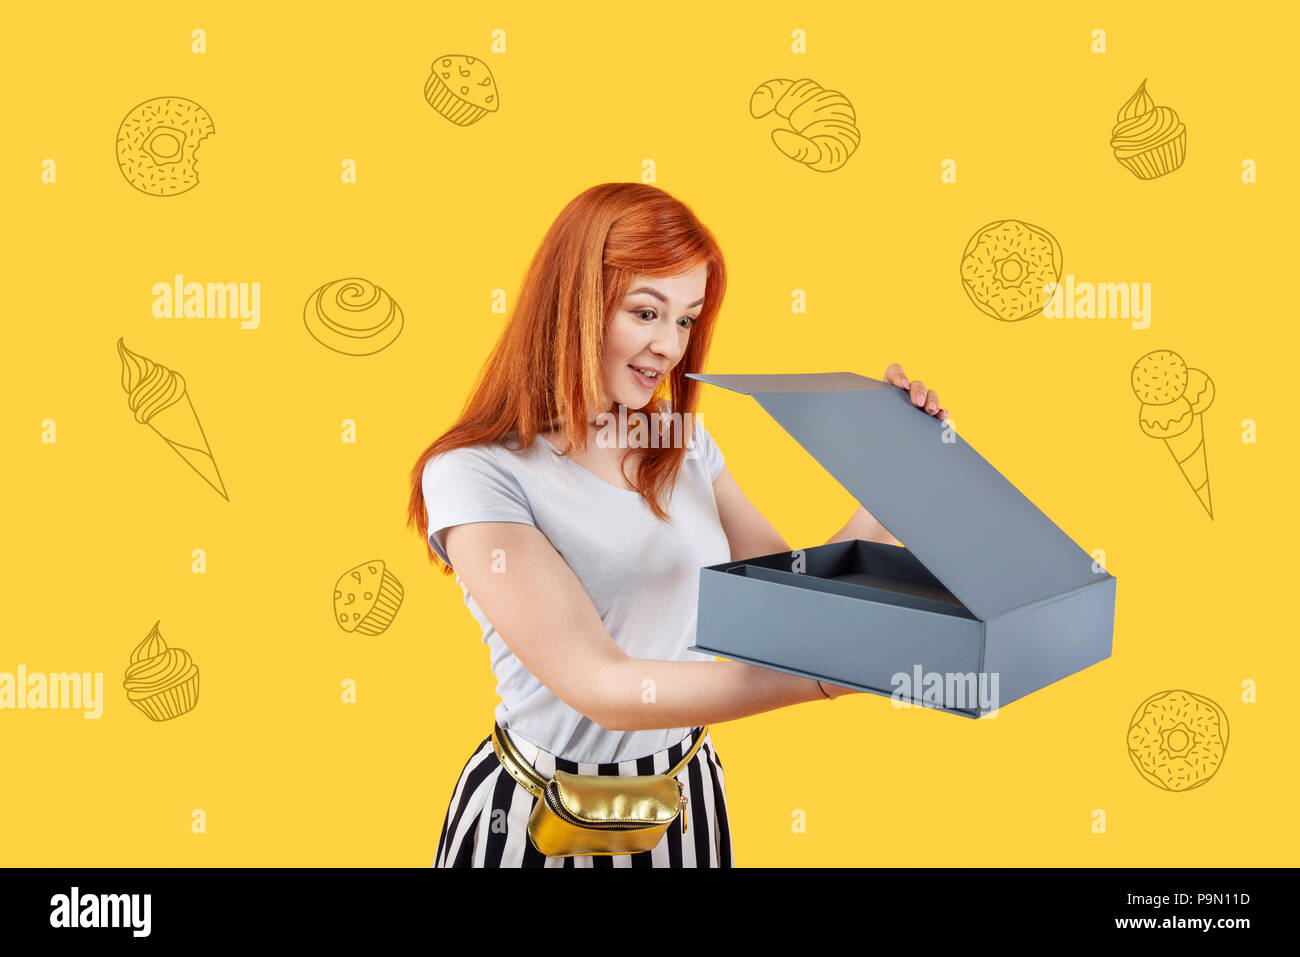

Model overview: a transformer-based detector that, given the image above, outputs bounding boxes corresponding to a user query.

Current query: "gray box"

[685,371,1117,717]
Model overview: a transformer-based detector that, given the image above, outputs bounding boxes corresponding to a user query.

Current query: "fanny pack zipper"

[543,778,690,833]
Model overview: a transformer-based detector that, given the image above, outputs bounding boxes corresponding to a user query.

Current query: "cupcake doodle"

[116,96,216,196]
[424,54,499,126]
[333,560,404,636]
[1110,80,1187,180]
[303,278,405,356]
[959,219,1063,322]
[123,620,200,721]
[118,338,229,500]
[749,77,860,172]
[1127,690,1229,792]
[1131,350,1215,518]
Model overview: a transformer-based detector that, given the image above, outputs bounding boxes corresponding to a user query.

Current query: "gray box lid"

[687,371,1104,620]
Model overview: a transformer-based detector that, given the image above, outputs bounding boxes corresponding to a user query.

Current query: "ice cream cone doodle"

[1127,690,1228,792]
[333,560,404,636]
[424,54,499,126]
[749,78,860,172]
[303,278,405,356]
[959,220,1064,322]
[117,338,229,501]
[115,96,215,196]
[1131,350,1215,518]
[123,620,200,721]
[1110,80,1187,180]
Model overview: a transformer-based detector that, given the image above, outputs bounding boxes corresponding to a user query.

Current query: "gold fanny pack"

[491,722,708,858]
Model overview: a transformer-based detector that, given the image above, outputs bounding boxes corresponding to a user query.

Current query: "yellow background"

[2,1,1296,866]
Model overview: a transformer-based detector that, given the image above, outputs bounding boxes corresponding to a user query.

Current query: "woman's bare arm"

[709,363,951,559]
[711,465,896,559]
[826,504,900,546]
[441,520,834,732]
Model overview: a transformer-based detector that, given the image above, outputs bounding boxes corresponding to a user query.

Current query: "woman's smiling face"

[596,263,707,417]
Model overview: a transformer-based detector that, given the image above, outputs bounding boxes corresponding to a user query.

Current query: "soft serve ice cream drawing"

[117,337,228,500]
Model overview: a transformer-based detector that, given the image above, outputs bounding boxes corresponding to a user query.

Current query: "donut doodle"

[1110,80,1186,180]
[749,78,860,172]
[1131,350,1215,518]
[116,96,215,196]
[959,220,1063,322]
[123,620,200,721]
[333,560,404,636]
[303,278,405,356]
[117,337,229,500]
[424,54,499,126]
[1127,690,1229,792]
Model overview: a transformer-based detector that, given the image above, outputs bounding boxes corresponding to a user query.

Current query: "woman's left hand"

[884,363,948,422]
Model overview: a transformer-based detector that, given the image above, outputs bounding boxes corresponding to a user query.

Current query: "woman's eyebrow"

[627,286,706,309]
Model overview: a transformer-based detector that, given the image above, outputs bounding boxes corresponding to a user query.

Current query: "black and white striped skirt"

[433,724,733,867]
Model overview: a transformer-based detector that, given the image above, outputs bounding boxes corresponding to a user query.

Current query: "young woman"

[407,182,950,868]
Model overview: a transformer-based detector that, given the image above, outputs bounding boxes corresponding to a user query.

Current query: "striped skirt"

[434,724,733,867]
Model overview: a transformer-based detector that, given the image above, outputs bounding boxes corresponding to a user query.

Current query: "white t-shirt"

[421,415,732,764]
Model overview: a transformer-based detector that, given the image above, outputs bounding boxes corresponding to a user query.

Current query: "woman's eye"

[633,308,695,328]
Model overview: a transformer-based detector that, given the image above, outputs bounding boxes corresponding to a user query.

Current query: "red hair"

[407,182,728,574]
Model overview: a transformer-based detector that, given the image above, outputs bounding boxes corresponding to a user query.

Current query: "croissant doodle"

[749,78,860,172]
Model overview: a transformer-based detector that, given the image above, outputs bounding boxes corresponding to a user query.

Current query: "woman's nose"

[651,319,683,361]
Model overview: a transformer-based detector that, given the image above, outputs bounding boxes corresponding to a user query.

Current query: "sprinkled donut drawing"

[1126,689,1229,792]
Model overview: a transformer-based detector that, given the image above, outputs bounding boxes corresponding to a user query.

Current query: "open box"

[685,372,1117,717]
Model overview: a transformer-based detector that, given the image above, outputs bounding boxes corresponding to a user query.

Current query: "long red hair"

[406,182,728,574]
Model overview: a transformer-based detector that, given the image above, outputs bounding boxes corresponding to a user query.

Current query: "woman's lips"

[628,364,661,388]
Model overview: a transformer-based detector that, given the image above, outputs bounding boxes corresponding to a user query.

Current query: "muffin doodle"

[118,338,229,500]
[333,560,404,636]
[424,54,499,126]
[959,220,1063,322]
[749,78,860,172]
[1110,80,1187,180]
[303,278,404,356]
[116,96,216,196]
[123,620,200,721]
[1127,690,1228,792]
[1131,350,1215,518]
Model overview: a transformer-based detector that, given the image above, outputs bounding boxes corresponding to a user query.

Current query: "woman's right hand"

[443,519,872,728]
